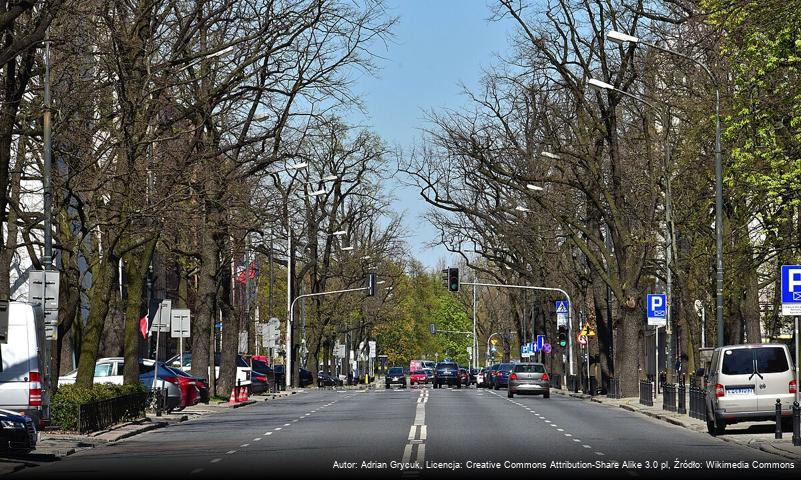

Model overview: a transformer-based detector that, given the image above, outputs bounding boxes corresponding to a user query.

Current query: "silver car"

[702,344,796,435]
[507,362,550,398]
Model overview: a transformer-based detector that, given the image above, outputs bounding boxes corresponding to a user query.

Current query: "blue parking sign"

[781,265,801,315]
[646,294,666,327]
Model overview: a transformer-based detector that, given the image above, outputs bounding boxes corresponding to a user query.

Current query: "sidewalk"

[552,387,801,462]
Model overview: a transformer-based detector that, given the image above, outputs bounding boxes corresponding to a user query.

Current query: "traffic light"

[366,273,376,297]
[447,267,459,292]
[558,325,567,347]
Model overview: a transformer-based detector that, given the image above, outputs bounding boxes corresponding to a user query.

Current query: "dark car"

[493,363,515,389]
[469,368,479,385]
[271,365,313,388]
[433,362,460,389]
[484,363,501,388]
[0,409,37,453]
[318,371,342,387]
[299,368,314,388]
[385,367,407,389]
[458,368,470,386]
[249,358,277,394]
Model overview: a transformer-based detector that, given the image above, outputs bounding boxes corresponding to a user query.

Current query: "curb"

[106,421,168,442]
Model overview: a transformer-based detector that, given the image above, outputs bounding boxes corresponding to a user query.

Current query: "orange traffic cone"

[241,386,249,402]
[229,388,238,405]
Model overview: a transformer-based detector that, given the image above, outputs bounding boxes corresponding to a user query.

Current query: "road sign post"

[780,266,801,445]
[170,308,190,367]
[647,294,667,380]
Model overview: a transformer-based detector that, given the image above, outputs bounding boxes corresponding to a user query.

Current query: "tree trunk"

[616,289,642,397]
[218,258,238,396]
[76,256,117,387]
[191,220,218,392]
[123,238,156,385]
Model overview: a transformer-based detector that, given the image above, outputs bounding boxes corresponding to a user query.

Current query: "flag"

[139,314,149,339]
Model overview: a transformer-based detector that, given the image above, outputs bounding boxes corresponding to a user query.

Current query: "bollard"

[155,388,163,417]
[793,402,801,446]
[775,399,783,439]
[678,383,686,414]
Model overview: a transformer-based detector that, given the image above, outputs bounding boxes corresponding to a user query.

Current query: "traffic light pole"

[462,282,574,377]
[288,284,373,386]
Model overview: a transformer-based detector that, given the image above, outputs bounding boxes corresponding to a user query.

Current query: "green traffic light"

[559,340,567,347]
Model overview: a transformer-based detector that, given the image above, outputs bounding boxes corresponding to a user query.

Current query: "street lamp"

[606,29,724,348]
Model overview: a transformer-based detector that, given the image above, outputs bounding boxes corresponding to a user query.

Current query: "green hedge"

[51,383,146,431]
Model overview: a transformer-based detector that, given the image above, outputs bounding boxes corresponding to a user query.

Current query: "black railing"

[607,378,622,399]
[688,384,706,421]
[639,380,654,406]
[662,383,677,412]
[77,392,148,433]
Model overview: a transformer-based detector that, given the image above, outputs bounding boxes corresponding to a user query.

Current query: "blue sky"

[348,1,513,270]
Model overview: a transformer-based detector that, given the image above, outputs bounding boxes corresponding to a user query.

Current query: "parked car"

[167,352,252,392]
[247,357,276,394]
[385,367,407,389]
[409,370,428,386]
[507,363,550,399]
[469,368,479,385]
[0,409,37,453]
[433,361,460,389]
[493,363,515,390]
[59,358,184,412]
[477,368,489,388]
[423,368,434,384]
[299,368,314,388]
[0,302,46,427]
[458,368,470,386]
[701,344,797,436]
[317,371,341,387]
[163,366,201,409]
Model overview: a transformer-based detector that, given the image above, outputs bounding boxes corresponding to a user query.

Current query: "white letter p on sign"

[790,269,801,292]
[651,296,663,309]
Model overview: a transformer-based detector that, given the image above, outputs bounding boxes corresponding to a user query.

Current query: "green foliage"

[51,383,146,431]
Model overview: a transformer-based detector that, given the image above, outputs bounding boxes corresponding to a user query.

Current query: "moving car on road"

[385,367,407,389]
[702,343,796,436]
[507,363,550,398]
[433,361,460,389]
[409,370,428,386]
[493,363,515,390]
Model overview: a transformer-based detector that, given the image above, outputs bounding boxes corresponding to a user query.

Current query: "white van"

[703,343,797,435]
[0,302,46,426]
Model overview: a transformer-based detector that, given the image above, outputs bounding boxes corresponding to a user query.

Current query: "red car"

[167,366,200,409]
[409,370,428,386]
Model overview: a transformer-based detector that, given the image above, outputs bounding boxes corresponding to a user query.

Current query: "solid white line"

[420,425,427,440]
[408,426,417,440]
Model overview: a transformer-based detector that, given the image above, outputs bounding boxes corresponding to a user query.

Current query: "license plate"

[392,377,398,381]
[726,387,754,395]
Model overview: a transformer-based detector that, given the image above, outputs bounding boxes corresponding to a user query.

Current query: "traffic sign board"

[647,294,667,327]
[577,333,587,346]
[170,309,191,338]
[542,343,552,354]
[781,265,801,315]
[536,335,545,351]
[555,300,569,327]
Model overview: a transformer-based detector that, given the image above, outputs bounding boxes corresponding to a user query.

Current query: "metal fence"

[607,378,622,399]
[677,382,687,414]
[662,383,677,412]
[688,384,706,421]
[639,380,654,406]
[77,392,148,433]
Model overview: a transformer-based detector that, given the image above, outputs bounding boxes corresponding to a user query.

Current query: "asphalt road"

[8,386,799,479]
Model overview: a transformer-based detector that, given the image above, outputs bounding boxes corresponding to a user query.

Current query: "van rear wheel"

[706,407,725,436]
